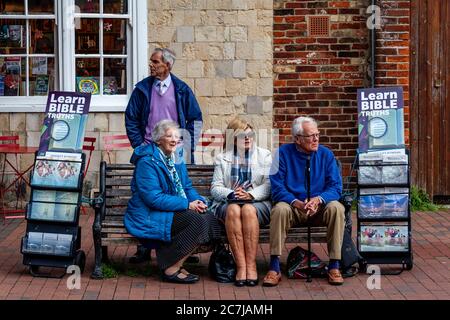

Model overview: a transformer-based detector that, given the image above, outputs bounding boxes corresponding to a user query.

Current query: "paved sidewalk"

[0,209,448,300]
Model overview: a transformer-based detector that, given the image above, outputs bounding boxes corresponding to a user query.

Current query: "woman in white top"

[210,117,272,287]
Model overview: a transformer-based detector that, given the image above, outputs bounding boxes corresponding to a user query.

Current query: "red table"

[0,146,38,221]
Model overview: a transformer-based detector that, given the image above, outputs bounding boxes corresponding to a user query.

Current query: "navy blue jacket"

[270,144,342,205]
[125,74,203,162]
[123,143,204,242]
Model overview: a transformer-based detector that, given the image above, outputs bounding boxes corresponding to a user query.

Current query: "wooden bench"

[91,162,344,279]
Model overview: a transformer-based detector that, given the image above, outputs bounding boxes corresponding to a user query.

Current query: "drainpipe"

[371,0,376,87]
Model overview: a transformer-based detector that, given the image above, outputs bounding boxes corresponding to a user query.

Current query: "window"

[0,0,148,112]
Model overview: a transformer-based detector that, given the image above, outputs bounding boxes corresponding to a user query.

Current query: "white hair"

[292,116,318,137]
[152,120,180,143]
[154,48,176,69]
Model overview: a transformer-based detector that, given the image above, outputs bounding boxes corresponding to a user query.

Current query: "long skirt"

[155,210,221,270]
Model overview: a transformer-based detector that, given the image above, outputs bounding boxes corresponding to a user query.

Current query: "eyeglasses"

[235,132,256,139]
[297,132,320,140]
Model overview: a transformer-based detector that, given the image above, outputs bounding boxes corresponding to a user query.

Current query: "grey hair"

[292,116,318,137]
[151,120,180,143]
[154,48,176,69]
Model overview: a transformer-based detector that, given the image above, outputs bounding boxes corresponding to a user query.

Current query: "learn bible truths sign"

[38,91,91,156]
[357,87,405,153]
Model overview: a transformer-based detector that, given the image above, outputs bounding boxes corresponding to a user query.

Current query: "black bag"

[208,242,236,283]
[340,225,363,276]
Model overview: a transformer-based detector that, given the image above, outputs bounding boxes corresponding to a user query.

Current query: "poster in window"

[76,77,100,95]
[34,75,49,96]
[8,25,24,47]
[357,87,405,154]
[4,57,21,96]
[38,91,91,155]
[32,57,48,75]
[103,76,118,95]
[0,75,4,96]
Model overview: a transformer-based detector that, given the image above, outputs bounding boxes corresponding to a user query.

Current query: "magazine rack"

[356,149,413,274]
[21,152,86,278]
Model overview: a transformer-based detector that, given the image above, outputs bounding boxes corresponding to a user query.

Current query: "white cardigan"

[210,146,272,208]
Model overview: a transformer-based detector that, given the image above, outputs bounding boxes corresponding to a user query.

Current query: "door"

[411,0,450,201]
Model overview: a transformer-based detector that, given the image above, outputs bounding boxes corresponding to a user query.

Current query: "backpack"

[286,246,328,279]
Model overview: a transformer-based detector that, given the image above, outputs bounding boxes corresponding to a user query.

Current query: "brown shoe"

[263,271,281,287]
[328,269,344,286]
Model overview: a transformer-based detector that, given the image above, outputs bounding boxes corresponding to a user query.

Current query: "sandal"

[162,269,199,284]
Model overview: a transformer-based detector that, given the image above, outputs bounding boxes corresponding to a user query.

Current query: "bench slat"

[106,189,133,197]
[106,178,133,186]
[102,237,140,246]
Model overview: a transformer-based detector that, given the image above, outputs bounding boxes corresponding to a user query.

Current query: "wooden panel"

[411,0,450,199]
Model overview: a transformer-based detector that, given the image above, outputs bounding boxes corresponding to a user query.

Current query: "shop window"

[0,0,148,112]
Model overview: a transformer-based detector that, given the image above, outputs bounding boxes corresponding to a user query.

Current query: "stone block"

[207,97,234,114]
[223,11,237,26]
[94,113,109,132]
[172,58,187,77]
[240,78,257,95]
[223,42,235,59]
[195,26,217,41]
[257,78,273,96]
[187,60,204,78]
[195,79,213,96]
[148,26,176,42]
[248,26,272,41]
[237,10,258,26]
[253,41,272,60]
[10,113,25,132]
[177,26,194,42]
[257,10,273,26]
[212,79,226,96]
[230,26,247,42]
[225,78,241,96]
[184,10,202,25]
[26,113,41,131]
[233,60,246,79]
[214,60,233,78]
[108,113,125,132]
[203,61,216,78]
[208,44,224,59]
[246,96,264,115]
[236,42,254,59]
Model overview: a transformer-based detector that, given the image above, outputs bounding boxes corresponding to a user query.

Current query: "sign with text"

[38,91,91,156]
[357,87,405,153]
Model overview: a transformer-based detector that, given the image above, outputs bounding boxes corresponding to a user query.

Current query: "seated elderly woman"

[124,120,221,284]
[210,117,272,287]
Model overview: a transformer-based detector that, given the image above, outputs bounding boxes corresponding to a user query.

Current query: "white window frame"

[0,0,148,112]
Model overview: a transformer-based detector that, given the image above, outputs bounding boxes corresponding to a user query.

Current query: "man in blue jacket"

[263,116,345,286]
[125,48,203,263]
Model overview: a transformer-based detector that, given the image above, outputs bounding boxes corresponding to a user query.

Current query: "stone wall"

[148,0,274,133]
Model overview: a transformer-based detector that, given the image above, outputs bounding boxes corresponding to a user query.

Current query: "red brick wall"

[273,0,410,178]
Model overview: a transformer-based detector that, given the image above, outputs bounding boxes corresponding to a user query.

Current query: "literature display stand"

[356,86,412,274]
[21,153,86,278]
[356,151,413,274]
[21,91,91,278]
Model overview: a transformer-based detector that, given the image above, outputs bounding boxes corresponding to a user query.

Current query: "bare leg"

[241,204,259,280]
[225,204,246,281]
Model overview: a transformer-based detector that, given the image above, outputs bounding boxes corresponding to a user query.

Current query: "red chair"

[103,134,131,164]
[81,137,96,215]
[0,136,22,222]
[83,136,96,177]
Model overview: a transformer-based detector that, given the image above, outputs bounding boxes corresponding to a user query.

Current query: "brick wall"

[273,0,410,178]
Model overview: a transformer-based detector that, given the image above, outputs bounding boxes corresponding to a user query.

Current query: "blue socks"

[269,255,280,273]
[328,259,340,270]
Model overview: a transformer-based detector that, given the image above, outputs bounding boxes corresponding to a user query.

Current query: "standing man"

[263,116,345,286]
[125,48,203,263]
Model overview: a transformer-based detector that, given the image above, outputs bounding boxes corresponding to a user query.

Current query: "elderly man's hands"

[304,197,322,217]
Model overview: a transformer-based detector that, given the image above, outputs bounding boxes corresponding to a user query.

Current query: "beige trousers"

[269,201,345,260]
